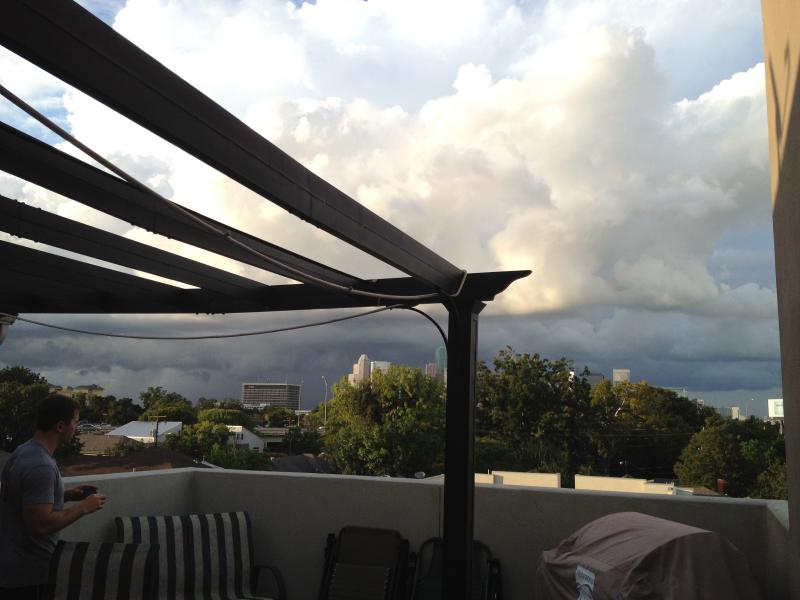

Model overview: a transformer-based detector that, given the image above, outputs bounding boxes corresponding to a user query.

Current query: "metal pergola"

[0,2,530,596]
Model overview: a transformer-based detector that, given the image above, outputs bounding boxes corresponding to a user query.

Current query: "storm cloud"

[0,0,780,414]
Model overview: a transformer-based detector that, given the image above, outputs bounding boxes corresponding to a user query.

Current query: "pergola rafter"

[0,123,360,288]
[0,1,531,596]
[0,0,464,293]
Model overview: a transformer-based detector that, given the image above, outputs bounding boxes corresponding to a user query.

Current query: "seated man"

[0,394,108,599]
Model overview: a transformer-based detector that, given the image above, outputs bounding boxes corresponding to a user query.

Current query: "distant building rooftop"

[58,447,206,476]
[78,432,128,455]
[106,421,182,443]
[272,453,332,474]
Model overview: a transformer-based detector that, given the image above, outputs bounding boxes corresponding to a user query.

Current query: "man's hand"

[80,493,107,514]
[64,485,98,502]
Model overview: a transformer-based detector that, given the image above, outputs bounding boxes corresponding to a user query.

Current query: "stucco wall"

[761,2,800,598]
[58,469,790,599]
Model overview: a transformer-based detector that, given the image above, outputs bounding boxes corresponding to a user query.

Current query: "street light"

[321,375,328,427]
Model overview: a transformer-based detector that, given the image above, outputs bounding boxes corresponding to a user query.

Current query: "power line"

[0,307,399,340]
[0,304,448,345]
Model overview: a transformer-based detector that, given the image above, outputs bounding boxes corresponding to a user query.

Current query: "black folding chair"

[318,526,410,600]
[409,538,502,600]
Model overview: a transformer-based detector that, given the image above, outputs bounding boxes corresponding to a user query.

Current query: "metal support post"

[443,298,484,599]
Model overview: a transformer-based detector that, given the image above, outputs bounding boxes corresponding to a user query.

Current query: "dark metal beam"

[1,242,235,312]
[0,239,529,313]
[443,298,484,599]
[0,194,270,296]
[0,123,360,288]
[0,0,464,292]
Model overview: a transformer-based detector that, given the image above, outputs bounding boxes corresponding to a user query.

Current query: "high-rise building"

[241,383,301,410]
[370,360,391,376]
[425,363,438,378]
[435,346,447,373]
[768,398,784,419]
[348,354,371,384]
[731,406,742,420]
[347,355,391,384]
[612,369,630,384]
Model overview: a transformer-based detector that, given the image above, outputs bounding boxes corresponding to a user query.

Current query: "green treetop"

[324,365,445,477]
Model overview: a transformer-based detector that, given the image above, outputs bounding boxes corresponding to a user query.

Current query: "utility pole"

[321,375,328,427]
[149,415,166,447]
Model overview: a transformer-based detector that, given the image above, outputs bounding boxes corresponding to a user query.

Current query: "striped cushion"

[48,540,156,600]
[115,511,262,600]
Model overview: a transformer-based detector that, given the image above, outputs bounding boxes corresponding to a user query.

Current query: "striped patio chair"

[115,511,285,600]
[47,540,157,600]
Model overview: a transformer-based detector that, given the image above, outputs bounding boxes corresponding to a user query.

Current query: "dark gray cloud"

[0,303,781,417]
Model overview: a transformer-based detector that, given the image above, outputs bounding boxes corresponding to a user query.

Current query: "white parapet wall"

[492,471,561,488]
[575,474,676,495]
[58,468,790,600]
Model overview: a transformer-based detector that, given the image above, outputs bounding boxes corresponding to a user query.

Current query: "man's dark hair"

[36,393,79,431]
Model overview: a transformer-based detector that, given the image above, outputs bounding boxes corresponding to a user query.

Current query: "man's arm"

[22,494,106,537]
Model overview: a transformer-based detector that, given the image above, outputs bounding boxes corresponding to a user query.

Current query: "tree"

[0,366,51,451]
[589,380,715,479]
[324,366,445,477]
[196,397,218,410]
[163,421,229,459]
[197,408,255,430]
[105,397,144,425]
[0,365,48,386]
[0,366,83,457]
[205,445,273,471]
[163,422,273,471]
[285,427,323,455]
[138,387,197,424]
[476,348,595,484]
[674,417,786,498]
[262,406,295,428]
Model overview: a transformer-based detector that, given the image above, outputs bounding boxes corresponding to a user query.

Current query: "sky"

[0,0,781,416]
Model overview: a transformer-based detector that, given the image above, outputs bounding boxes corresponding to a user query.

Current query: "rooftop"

[59,447,206,477]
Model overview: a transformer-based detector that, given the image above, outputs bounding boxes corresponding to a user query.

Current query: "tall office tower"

[425,363,438,378]
[612,369,631,384]
[435,346,447,373]
[731,406,742,420]
[348,354,372,384]
[370,360,391,377]
[241,383,301,410]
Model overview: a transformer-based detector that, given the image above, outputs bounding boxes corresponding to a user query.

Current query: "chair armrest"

[254,564,287,600]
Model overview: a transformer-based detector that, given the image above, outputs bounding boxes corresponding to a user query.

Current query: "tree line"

[314,348,787,499]
[0,367,315,470]
[1,355,787,499]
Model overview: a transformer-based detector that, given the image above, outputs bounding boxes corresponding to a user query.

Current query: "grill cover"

[535,512,762,599]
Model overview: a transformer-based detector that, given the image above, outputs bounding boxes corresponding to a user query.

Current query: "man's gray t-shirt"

[0,439,64,587]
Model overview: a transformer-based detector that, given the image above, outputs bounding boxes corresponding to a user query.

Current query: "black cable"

[397,306,448,348]
[0,305,450,348]
[0,307,399,340]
